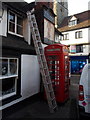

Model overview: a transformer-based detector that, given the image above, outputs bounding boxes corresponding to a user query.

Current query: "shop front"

[70,56,88,74]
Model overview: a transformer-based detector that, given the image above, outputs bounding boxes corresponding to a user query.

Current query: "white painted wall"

[23,18,31,45]
[60,28,89,45]
[0,7,7,36]
[55,33,60,43]
[88,27,90,44]
[60,28,89,55]
[0,55,40,110]
[21,55,40,98]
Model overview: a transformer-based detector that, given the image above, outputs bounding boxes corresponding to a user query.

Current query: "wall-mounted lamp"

[0,8,4,22]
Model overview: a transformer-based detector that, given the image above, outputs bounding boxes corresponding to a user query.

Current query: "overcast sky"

[24,0,90,15]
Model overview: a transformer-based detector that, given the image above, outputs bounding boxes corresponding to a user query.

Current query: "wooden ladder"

[27,9,58,113]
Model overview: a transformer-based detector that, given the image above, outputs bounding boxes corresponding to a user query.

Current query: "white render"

[21,55,40,98]
[60,27,90,55]
[60,28,88,45]
[0,7,7,37]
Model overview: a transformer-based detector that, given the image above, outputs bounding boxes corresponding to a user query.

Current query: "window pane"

[2,77,16,96]
[1,59,8,76]
[76,45,83,53]
[10,59,17,75]
[63,34,69,40]
[17,16,23,26]
[9,22,15,32]
[69,21,72,26]
[75,32,77,38]
[79,31,82,38]
[9,12,15,22]
[17,25,23,35]
[71,60,86,74]
[67,34,69,39]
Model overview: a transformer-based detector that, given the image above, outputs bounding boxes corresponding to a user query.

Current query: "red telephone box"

[44,44,70,103]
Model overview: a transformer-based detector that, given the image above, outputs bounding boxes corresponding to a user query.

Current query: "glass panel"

[76,45,83,53]
[17,25,23,35]
[9,22,15,32]
[10,59,17,75]
[79,31,82,38]
[0,59,2,75]
[2,59,8,76]
[2,77,15,96]
[9,12,15,22]
[17,16,23,26]
[71,60,86,74]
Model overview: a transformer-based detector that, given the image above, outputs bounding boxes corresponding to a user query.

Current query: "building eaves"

[1,34,35,54]
[58,20,90,32]
[55,28,63,36]
[43,5,56,17]
[22,2,35,12]
[3,2,28,14]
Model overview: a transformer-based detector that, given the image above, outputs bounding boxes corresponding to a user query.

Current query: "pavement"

[2,75,80,120]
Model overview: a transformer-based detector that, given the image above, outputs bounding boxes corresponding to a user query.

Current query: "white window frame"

[63,33,69,40]
[0,77,17,100]
[69,20,77,27]
[0,57,18,79]
[0,57,18,100]
[75,31,83,39]
[8,11,23,37]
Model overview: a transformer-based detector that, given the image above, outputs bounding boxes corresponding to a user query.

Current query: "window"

[76,45,83,53]
[8,11,23,36]
[69,20,77,26]
[63,33,69,40]
[0,58,18,100]
[0,58,18,78]
[71,60,86,74]
[75,31,82,39]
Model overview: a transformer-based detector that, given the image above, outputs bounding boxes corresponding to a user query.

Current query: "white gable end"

[70,16,77,21]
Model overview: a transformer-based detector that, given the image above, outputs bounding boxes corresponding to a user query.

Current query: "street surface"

[2,75,80,120]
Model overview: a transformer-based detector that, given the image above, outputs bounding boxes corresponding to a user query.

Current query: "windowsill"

[0,75,18,79]
[75,37,83,39]
[63,39,69,41]
[68,25,77,27]
[8,31,24,38]
[0,92,16,101]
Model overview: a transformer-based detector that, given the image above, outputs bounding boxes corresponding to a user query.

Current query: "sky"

[24,0,90,15]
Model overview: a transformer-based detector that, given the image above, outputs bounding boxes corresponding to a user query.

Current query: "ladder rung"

[44,82,52,85]
[39,47,42,49]
[40,67,47,70]
[34,27,38,30]
[51,97,56,101]
[35,33,39,36]
[40,54,44,56]
[36,40,41,43]
[52,105,58,110]
[33,22,36,24]
[47,90,54,93]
